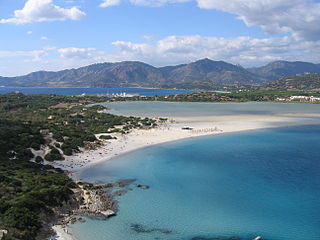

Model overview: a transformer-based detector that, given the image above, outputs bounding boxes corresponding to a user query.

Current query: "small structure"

[136,184,150,190]
[182,126,194,130]
[0,230,8,240]
[100,210,116,218]
[252,237,262,240]
[39,129,50,135]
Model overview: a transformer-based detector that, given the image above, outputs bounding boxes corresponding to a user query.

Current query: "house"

[40,129,50,135]
[0,230,8,240]
[182,126,194,130]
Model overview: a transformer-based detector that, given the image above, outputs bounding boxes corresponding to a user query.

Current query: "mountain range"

[1,59,320,90]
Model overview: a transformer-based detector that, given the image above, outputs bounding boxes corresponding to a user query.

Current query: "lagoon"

[106,101,320,117]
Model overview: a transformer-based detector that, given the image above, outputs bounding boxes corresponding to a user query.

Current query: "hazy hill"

[2,59,320,90]
[0,59,265,90]
[160,58,264,89]
[264,73,320,91]
[248,61,320,81]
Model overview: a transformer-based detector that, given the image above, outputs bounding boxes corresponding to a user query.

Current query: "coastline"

[51,112,320,179]
[49,112,320,240]
[51,225,75,240]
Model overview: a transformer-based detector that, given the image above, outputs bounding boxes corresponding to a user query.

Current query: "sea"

[68,102,320,240]
[0,87,197,96]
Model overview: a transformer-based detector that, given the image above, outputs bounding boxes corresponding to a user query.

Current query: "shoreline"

[50,112,320,179]
[49,112,320,240]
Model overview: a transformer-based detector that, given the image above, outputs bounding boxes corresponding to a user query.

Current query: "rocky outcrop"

[0,230,8,240]
[73,179,135,218]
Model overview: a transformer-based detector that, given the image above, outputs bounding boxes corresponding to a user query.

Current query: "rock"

[0,230,8,240]
[101,209,116,218]
[136,184,150,190]
[252,237,262,240]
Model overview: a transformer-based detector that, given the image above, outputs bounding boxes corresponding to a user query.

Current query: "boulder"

[101,209,116,218]
[252,237,262,240]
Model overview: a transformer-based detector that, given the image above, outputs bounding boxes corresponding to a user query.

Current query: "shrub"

[44,149,64,161]
[35,156,44,163]
[99,135,116,140]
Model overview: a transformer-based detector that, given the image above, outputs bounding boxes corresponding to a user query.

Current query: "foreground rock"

[0,230,8,240]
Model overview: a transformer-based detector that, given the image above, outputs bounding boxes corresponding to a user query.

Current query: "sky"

[0,0,320,76]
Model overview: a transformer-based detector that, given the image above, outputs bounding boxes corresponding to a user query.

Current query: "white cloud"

[27,31,33,35]
[100,0,121,7]
[196,0,320,41]
[58,47,99,59]
[99,0,320,41]
[0,0,86,24]
[0,50,47,60]
[112,35,320,66]
[41,36,49,40]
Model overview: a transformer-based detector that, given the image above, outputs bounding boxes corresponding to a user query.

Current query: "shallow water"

[73,125,320,240]
[105,101,320,117]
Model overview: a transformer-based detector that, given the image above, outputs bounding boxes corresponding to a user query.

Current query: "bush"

[3,207,41,239]
[44,149,64,161]
[62,147,73,156]
[35,156,44,163]
[16,149,34,161]
[99,135,116,140]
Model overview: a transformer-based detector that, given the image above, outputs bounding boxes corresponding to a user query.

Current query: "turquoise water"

[106,101,320,117]
[0,87,197,96]
[73,126,320,240]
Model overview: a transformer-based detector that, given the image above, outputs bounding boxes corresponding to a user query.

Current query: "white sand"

[51,225,75,240]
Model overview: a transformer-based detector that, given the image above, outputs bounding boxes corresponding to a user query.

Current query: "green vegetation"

[0,93,156,240]
[99,135,117,140]
[0,160,75,240]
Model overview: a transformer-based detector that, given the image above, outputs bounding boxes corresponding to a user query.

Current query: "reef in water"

[130,224,173,234]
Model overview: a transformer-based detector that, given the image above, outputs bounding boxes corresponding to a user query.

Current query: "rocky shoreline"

[48,179,149,240]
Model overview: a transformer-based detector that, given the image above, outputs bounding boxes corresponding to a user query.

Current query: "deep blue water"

[0,87,197,96]
[73,125,320,240]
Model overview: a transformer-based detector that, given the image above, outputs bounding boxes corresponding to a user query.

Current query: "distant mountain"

[2,59,320,90]
[0,62,165,88]
[160,58,264,89]
[264,73,320,91]
[0,59,265,90]
[248,61,320,81]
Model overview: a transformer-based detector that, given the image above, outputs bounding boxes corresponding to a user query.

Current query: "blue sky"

[0,0,320,76]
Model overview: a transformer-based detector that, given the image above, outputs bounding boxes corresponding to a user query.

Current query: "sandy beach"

[51,225,75,240]
[50,112,320,179]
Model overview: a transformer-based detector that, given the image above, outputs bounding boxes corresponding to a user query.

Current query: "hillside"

[160,58,263,89]
[0,59,265,90]
[248,61,320,81]
[2,59,320,90]
[264,73,320,91]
